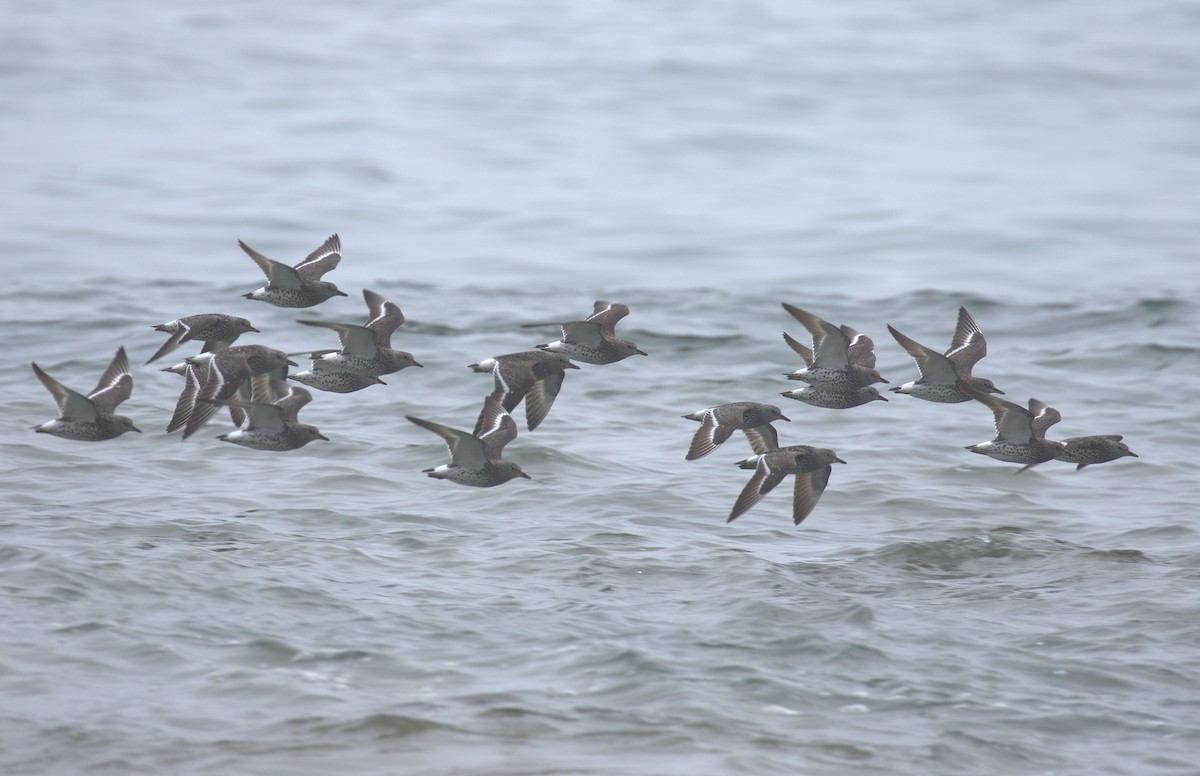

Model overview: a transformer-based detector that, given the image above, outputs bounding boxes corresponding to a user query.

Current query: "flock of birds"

[682,302,1138,525]
[30,233,1138,527]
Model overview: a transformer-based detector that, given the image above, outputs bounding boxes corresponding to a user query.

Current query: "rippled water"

[3,1,1199,774]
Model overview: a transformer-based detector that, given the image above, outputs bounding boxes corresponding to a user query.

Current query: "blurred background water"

[2,1,1199,774]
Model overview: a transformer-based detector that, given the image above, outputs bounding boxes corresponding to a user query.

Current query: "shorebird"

[888,307,1003,403]
[524,300,647,364]
[240,233,347,307]
[781,303,887,389]
[728,445,846,525]
[469,351,579,433]
[1055,435,1138,470]
[780,384,888,409]
[32,347,140,441]
[406,396,532,487]
[145,313,258,364]
[166,344,295,440]
[681,402,789,460]
[205,374,328,451]
[296,289,422,376]
[963,387,1064,471]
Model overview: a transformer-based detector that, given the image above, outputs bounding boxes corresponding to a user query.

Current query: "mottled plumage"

[240,233,348,307]
[206,374,328,451]
[781,303,887,389]
[470,351,579,433]
[146,313,259,364]
[729,445,846,525]
[887,307,1002,402]
[681,402,790,460]
[289,369,387,394]
[781,384,888,409]
[406,396,531,487]
[963,388,1064,471]
[1055,435,1138,470]
[524,300,647,364]
[166,344,295,440]
[32,347,140,441]
[296,288,422,376]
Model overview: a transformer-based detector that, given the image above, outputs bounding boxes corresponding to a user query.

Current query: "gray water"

[3,1,1200,774]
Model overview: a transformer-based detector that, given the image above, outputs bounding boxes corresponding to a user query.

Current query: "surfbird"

[887,307,1003,402]
[32,346,140,441]
[240,233,348,308]
[289,369,387,394]
[963,387,1064,471]
[781,303,887,389]
[166,344,295,440]
[728,445,846,525]
[406,396,531,487]
[1055,435,1138,470]
[295,288,422,376]
[145,314,259,364]
[524,300,647,364]
[205,374,328,451]
[468,351,579,433]
[681,402,790,460]
[780,384,888,409]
